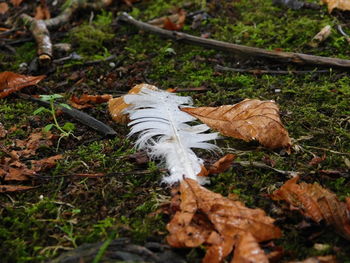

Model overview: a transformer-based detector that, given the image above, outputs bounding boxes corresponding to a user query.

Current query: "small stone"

[109,62,116,68]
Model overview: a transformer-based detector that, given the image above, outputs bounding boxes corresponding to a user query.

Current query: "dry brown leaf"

[0,2,9,15]
[167,178,281,263]
[108,83,158,124]
[0,122,7,138]
[322,0,350,12]
[308,153,326,166]
[31,154,62,172]
[69,94,112,109]
[148,9,186,31]
[0,185,35,193]
[10,0,24,7]
[231,231,269,263]
[181,99,291,149]
[34,5,51,20]
[0,72,45,99]
[271,176,350,240]
[208,154,236,174]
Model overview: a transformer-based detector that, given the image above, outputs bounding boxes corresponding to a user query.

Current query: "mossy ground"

[0,0,349,262]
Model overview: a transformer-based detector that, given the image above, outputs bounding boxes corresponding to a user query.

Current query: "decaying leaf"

[271,176,350,240]
[69,94,112,109]
[31,154,63,172]
[181,99,291,149]
[232,231,269,263]
[108,83,158,124]
[148,9,186,31]
[322,0,350,12]
[167,178,281,263]
[0,185,35,193]
[0,71,45,99]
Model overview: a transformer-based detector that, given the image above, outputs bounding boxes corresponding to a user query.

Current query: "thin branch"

[118,12,350,68]
[215,65,331,75]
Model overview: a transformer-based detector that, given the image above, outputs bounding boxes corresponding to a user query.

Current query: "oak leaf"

[181,99,291,149]
[108,83,158,124]
[167,178,281,263]
[322,0,350,12]
[69,94,112,109]
[0,72,45,99]
[271,176,350,240]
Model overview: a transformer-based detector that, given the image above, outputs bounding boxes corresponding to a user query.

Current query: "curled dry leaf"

[271,176,350,240]
[181,99,291,149]
[0,71,45,99]
[232,231,269,263]
[69,94,112,109]
[0,185,35,193]
[108,83,158,124]
[322,0,350,12]
[208,153,236,175]
[167,178,281,263]
[148,9,186,31]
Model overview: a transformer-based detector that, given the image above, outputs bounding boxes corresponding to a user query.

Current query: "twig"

[17,93,117,137]
[304,145,350,156]
[18,0,113,64]
[235,161,301,177]
[118,12,350,68]
[215,65,331,75]
[337,25,350,44]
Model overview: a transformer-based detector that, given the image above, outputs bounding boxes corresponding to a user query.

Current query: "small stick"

[118,12,350,68]
[215,65,331,75]
[235,161,300,177]
[17,93,117,137]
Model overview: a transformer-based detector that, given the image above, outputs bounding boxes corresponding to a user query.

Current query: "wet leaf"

[232,231,269,263]
[271,176,350,240]
[0,72,45,99]
[0,185,35,193]
[167,179,281,263]
[181,99,291,149]
[69,94,112,109]
[108,83,158,124]
[322,0,350,12]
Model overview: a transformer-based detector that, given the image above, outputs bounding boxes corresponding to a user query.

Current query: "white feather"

[124,87,219,184]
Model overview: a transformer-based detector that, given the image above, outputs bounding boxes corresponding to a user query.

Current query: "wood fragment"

[215,65,331,75]
[118,12,350,68]
[17,93,117,137]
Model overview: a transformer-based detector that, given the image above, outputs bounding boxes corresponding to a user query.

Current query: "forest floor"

[0,0,349,262]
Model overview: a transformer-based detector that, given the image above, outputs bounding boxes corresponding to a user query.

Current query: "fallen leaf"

[167,178,281,263]
[308,153,326,166]
[10,0,24,7]
[271,176,350,240]
[148,9,186,31]
[0,72,45,99]
[69,94,112,109]
[207,154,236,174]
[322,0,350,12]
[181,99,291,149]
[0,122,7,138]
[15,131,53,157]
[108,83,158,124]
[0,2,9,15]
[31,154,63,172]
[34,5,51,20]
[232,231,269,263]
[0,185,35,193]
